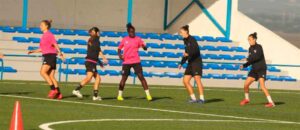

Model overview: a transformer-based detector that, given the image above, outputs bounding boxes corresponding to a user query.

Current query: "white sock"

[245,93,250,100]
[118,90,123,97]
[145,89,151,96]
[199,95,205,101]
[267,96,274,104]
[190,94,196,101]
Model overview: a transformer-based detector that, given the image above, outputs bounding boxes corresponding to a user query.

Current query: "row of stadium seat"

[27,46,246,60]
[57,58,280,72]
[13,37,243,52]
[0,66,17,73]
[2,26,232,42]
[59,68,295,81]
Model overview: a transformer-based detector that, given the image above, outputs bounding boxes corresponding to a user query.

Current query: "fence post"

[0,59,3,80]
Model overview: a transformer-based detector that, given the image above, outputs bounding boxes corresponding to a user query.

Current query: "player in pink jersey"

[28,20,65,99]
[117,23,152,101]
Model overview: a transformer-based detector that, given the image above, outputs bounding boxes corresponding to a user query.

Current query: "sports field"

[0,80,300,130]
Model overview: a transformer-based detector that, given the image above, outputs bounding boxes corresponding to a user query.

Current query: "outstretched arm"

[28,49,42,54]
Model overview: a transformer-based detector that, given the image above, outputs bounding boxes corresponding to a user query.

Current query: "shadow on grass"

[204,98,225,104]
[137,96,173,102]
[0,92,34,95]
[62,94,91,99]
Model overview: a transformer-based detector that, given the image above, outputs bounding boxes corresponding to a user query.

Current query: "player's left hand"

[103,58,108,64]
[178,64,182,70]
[183,53,188,57]
[60,53,66,62]
[239,65,244,70]
[0,53,4,59]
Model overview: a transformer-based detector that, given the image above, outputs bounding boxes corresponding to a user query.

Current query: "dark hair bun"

[48,19,53,23]
[184,25,189,29]
[126,23,133,28]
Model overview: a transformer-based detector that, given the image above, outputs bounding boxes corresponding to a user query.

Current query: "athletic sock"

[190,94,196,101]
[266,96,274,104]
[118,90,123,97]
[199,95,205,101]
[93,90,98,97]
[75,84,83,91]
[56,87,61,93]
[245,93,250,100]
[50,85,55,90]
[145,89,151,96]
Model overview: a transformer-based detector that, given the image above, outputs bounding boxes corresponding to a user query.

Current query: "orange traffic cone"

[9,101,24,130]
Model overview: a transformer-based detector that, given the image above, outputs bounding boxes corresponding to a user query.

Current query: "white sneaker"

[93,96,102,101]
[72,90,83,98]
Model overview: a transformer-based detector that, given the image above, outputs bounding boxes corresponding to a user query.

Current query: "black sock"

[50,85,55,90]
[93,90,98,97]
[56,87,61,93]
[75,84,83,91]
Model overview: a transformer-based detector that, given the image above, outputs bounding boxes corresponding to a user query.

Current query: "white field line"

[1,81,300,95]
[38,119,291,130]
[1,94,300,126]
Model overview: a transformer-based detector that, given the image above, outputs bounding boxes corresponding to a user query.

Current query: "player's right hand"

[178,64,182,70]
[119,55,124,60]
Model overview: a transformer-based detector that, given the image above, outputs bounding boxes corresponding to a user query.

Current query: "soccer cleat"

[117,96,124,101]
[146,95,153,101]
[56,93,63,100]
[93,96,102,101]
[197,99,205,104]
[240,99,250,106]
[72,90,83,99]
[265,102,275,108]
[188,99,198,103]
[48,90,58,99]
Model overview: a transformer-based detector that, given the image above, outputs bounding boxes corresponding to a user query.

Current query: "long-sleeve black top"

[86,36,102,61]
[243,43,267,71]
[180,35,202,65]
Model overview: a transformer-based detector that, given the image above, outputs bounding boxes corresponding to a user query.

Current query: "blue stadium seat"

[279,76,296,82]
[108,60,121,66]
[27,46,39,51]
[13,36,30,43]
[61,48,76,54]
[74,69,86,75]
[232,47,247,52]
[50,29,61,35]
[148,51,164,57]
[105,70,120,76]
[162,52,179,58]
[165,72,183,78]
[267,75,282,81]
[74,30,89,36]
[175,44,185,49]
[219,54,234,60]
[29,27,42,34]
[136,32,148,39]
[28,37,40,43]
[201,54,209,59]
[0,66,17,73]
[150,72,165,77]
[142,72,152,77]
[139,51,150,57]
[150,61,166,68]
[216,37,232,42]
[193,36,203,41]
[224,74,239,80]
[59,29,76,35]
[203,64,210,69]
[117,32,128,37]
[236,74,247,80]
[74,48,87,54]
[102,31,119,37]
[104,41,119,47]
[174,35,183,40]
[232,55,246,60]
[221,64,239,70]
[60,69,76,75]
[268,66,281,72]
[210,74,224,79]
[160,43,177,49]
[206,54,222,60]
[202,45,218,51]
[103,50,118,55]
[74,39,87,45]
[2,27,16,33]
[216,46,233,52]
[202,36,218,42]
[160,33,176,40]
[165,62,178,68]
[74,58,86,65]
[147,43,162,49]
[207,63,222,70]
[98,70,107,75]
[15,27,31,33]
[202,74,211,79]
[145,33,160,40]
[57,39,74,45]
[63,58,76,64]
[141,61,152,67]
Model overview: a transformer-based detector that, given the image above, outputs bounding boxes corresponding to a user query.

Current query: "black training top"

[86,36,102,61]
[180,35,202,65]
[243,43,267,71]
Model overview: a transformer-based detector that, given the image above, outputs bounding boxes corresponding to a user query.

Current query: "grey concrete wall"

[0,0,23,26]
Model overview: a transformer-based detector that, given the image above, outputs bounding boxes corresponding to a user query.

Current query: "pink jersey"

[40,31,57,54]
[118,36,145,64]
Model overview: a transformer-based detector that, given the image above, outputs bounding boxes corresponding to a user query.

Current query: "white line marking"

[1,81,300,95]
[14,101,18,130]
[38,119,290,130]
[1,94,300,125]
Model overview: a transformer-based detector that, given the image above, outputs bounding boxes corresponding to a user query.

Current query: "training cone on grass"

[9,101,24,130]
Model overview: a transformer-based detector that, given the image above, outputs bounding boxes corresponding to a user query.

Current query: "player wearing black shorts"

[72,27,108,101]
[239,32,275,108]
[178,25,205,104]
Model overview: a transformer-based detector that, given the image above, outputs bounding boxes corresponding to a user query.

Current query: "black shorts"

[184,62,203,77]
[122,63,143,76]
[42,54,57,70]
[85,61,97,73]
[248,69,267,81]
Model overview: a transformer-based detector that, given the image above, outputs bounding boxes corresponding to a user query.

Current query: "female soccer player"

[28,20,65,99]
[72,27,108,101]
[240,32,275,108]
[117,23,152,101]
[178,25,205,103]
